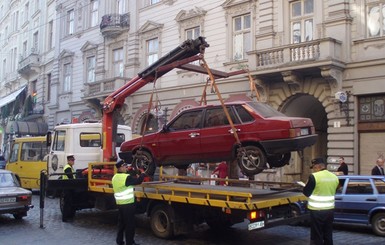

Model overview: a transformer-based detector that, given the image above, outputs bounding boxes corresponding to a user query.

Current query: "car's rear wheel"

[267,153,291,168]
[237,146,267,176]
[372,212,385,236]
[133,150,156,176]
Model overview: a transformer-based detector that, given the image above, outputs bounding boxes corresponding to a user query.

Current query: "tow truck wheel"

[267,153,291,168]
[150,204,175,239]
[372,213,385,236]
[133,150,156,176]
[237,146,267,176]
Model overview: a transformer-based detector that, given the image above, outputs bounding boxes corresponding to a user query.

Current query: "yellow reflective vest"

[62,164,76,180]
[112,173,135,205]
[308,170,339,210]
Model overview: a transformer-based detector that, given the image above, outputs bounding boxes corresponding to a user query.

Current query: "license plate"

[0,197,16,203]
[248,220,265,230]
[300,128,309,135]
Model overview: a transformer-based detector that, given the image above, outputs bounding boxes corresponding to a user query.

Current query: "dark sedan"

[0,169,33,219]
[335,175,385,236]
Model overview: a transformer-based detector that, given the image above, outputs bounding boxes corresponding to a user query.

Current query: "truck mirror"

[46,132,52,147]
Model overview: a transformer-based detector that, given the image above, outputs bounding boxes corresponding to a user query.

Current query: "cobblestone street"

[0,194,384,245]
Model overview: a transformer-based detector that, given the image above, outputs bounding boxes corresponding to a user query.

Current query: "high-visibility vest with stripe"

[307,170,339,210]
[112,173,135,205]
[62,164,76,180]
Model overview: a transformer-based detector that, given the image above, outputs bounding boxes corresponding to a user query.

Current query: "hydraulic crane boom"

[102,37,209,161]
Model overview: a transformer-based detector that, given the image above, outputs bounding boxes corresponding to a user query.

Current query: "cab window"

[116,133,125,147]
[53,131,66,151]
[80,133,101,147]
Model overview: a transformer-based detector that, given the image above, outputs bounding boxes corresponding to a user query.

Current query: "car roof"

[0,169,13,174]
[338,175,385,180]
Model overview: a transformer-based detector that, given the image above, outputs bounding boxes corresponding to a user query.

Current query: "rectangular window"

[367,3,385,37]
[47,73,51,101]
[150,0,160,5]
[67,9,74,35]
[113,48,124,77]
[186,26,200,40]
[33,31,38,52]
[53,131,66,151]
[290,0,314,43]
[24,3,29,22]
[91,0,99,27]
[80,133,101,147]
[63,63,71,92]
[86,56,96,83]
[48,21,53,50]
[23,41,27,57]
[146,38,159,66]
[117,0,126,15]
[233,14,251,61]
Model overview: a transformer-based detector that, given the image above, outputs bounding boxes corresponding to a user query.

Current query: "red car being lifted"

[119,101,317,176]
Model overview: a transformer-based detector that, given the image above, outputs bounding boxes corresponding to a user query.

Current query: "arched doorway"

[280,94,328,181]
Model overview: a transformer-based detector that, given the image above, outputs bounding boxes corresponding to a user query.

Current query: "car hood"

[0,187,32,196]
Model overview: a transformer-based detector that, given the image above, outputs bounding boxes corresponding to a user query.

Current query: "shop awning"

[6,121,48,136]
[0,86,27,108]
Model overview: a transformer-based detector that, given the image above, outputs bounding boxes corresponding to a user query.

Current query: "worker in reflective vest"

[112,155,146,245]
[61,155,77,222]
[303,157,339,245]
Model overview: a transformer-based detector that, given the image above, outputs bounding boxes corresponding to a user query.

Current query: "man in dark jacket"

[371,158,385,175]
[337,157,348,175]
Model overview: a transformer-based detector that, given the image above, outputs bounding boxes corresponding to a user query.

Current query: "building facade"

[1,0,385,182]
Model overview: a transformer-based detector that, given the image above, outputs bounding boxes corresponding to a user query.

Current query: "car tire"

[13,212,25,220]
[267,153,291,168]
[150,204,175,239]
[133,150,156,176]
[237,145,267,176]
[372,212,385,236]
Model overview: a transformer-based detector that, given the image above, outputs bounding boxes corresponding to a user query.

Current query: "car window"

[235,105,254,123]
[168,110,202,131]
[204,107,237,128]
[345,179,373,195]
[0,173,17,187]
[247,102,286,118]
[0,156,5,161]
[374,179,385,194]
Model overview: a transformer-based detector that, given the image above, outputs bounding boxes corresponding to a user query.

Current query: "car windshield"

[246,102,286,118]
[0,173,18,187]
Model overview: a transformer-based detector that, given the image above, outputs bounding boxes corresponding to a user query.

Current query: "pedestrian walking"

[303,157,339,245]
[112,154,146,245]
[212,161,228,186]
[336,157,348,175]
[371,158,385,175]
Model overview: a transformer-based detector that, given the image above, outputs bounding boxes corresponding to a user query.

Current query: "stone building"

[1,0,385,181]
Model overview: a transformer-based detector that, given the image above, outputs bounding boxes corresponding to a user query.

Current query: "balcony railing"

[248,38,342,69]
[18,50,41,77]
[100,13,130,37]
[84,78,126,98]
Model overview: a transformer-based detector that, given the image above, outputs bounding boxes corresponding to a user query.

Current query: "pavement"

[0,194,384,245]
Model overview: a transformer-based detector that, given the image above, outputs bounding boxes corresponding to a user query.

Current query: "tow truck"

[44,37,309,238]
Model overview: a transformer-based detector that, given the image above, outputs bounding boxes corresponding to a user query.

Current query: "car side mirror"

[161,124,169,133]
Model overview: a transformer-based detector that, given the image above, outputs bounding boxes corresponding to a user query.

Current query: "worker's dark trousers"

[116,203,136,245]
[309,209,334,245]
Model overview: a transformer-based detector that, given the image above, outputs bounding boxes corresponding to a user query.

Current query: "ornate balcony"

[18,49,41,78]
[248,38,344,72]
[83,78,127,100]
[100,13,130,38]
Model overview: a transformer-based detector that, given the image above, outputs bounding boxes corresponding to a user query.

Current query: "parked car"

[0,169,33,219]
[334,175,385,236]
[0,155,6,169]
[120,101,317,176]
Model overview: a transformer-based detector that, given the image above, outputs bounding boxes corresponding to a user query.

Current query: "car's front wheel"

[133,150,156,176]
[372,212,385,236]
[237,146,267,176]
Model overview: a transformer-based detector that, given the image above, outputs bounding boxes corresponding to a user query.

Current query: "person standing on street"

[371,158,385,175]
[62,155,76,222]
[303,157,339,245]
[112,154,146,245]
[336,157,348,175]
[212,161,228,186]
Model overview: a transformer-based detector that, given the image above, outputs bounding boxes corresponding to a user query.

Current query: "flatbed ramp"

[135,181,306,210]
